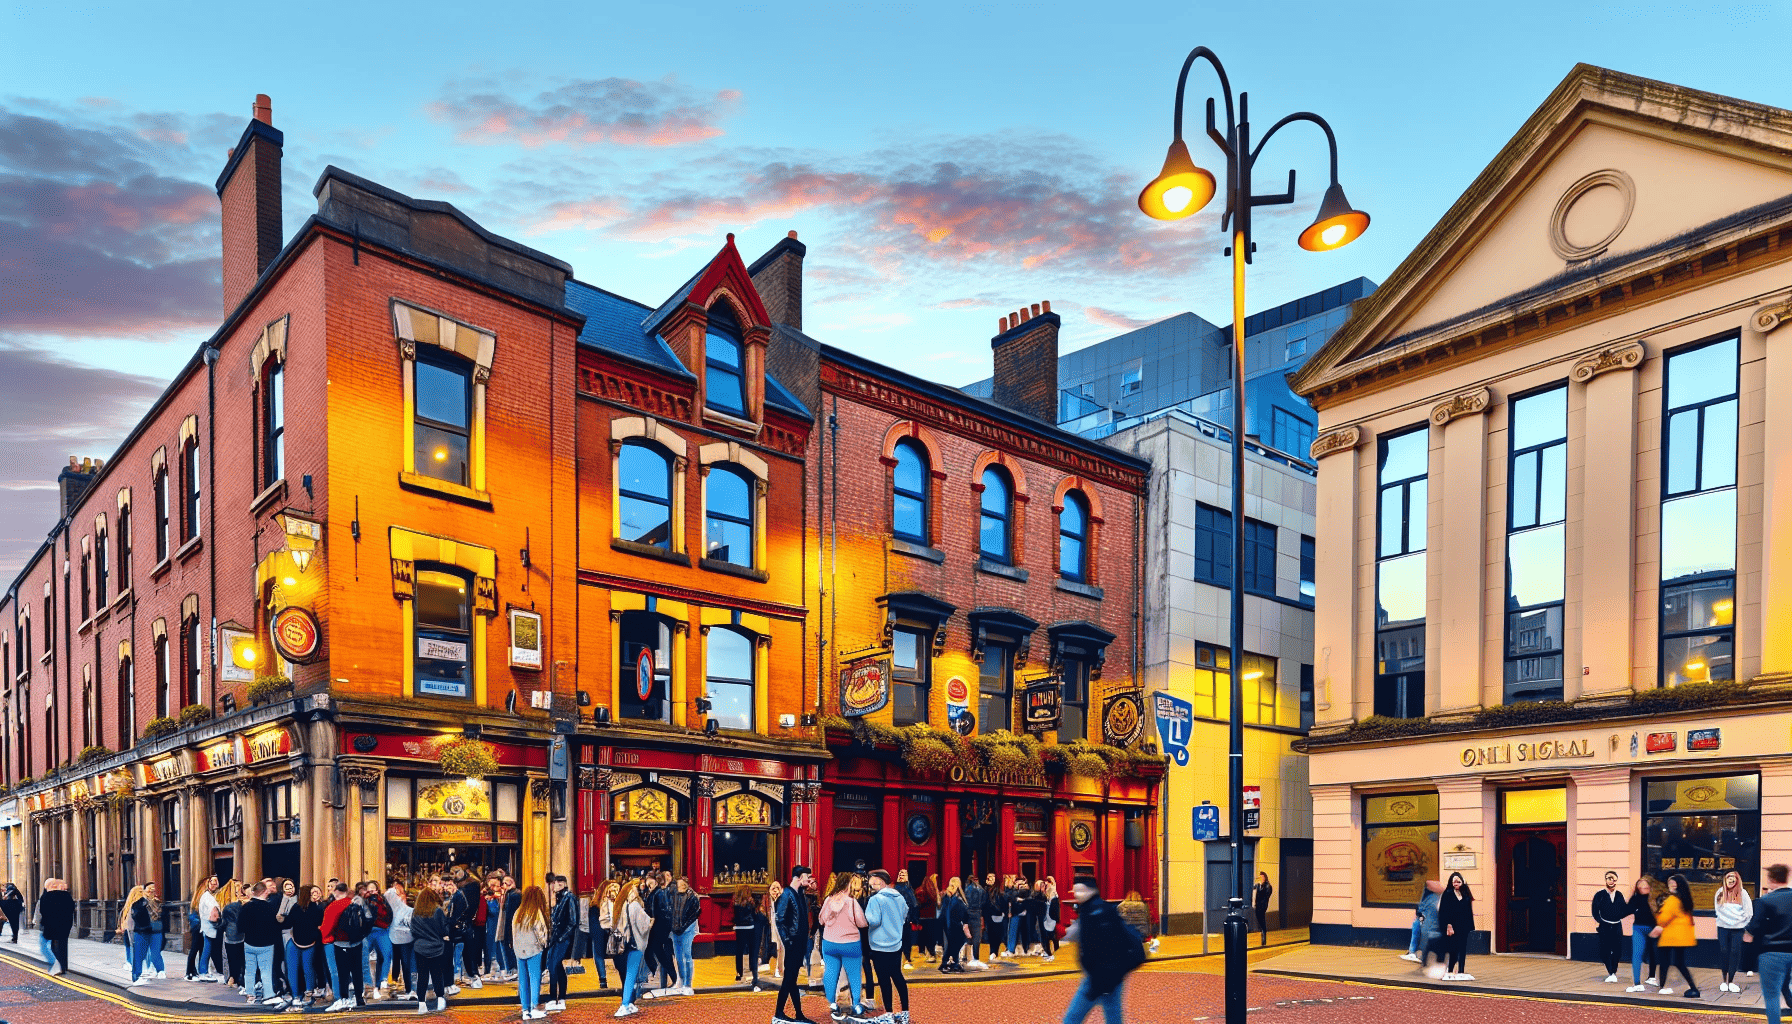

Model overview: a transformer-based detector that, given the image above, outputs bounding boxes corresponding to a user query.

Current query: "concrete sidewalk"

[1255,941,1780,1015]
[0,926,1309,1013]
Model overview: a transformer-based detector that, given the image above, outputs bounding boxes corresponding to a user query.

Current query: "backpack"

[607,914,636,955]
[334,901,370,944]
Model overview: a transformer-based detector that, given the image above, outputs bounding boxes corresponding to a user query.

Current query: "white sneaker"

[129,978,150,987]
[1398,953,1421,963]
[468,978,482,989]
[445,985,461,995]
[401,991,417,1000]
[1660,987,1674,996]
[1149,938,1160,953]
[901,962,911,971]
[528,1011,546,1020]
[1606,974,1618,983]
[1041,954,1054,962]
[680,986,694,996]
[1627,985,1645,992]
[416,1001,430,1015]
[155,970,167,979]
[1646,978,1660,986]
[613,1006,632,1018]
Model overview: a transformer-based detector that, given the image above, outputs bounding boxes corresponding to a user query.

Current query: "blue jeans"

[200,933,217,975]
[367,929,393,987]
[1007,915,1020,954]
[485,917,504,973]
[38,933,57,971]
[500,940,516,977]
[286,940,316,999]
[821,939,863,1011]
[623,948,645,1006]
[676,921,698,992]
[1761,950,1792,1024]
[131,932,166,980]
[518,953,542,1012]
[1062,976,1125,1024]
[246,944,277,1001]
[325,940,343,998]
[1407,918,1423,954]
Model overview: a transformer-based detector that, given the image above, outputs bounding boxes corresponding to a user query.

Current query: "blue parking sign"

[1193,803,1220,841]
[1153,691,1192,766]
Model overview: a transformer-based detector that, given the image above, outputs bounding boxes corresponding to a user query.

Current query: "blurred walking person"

[1655,873,1701,997]
[1060,875,1145,1024]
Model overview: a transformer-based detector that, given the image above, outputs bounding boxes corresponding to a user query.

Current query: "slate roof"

[566,278,812,421]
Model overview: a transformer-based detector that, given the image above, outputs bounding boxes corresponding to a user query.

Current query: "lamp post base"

[1224,896,1249,1023]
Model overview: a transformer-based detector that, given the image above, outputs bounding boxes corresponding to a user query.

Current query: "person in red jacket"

[319,885,351,1005]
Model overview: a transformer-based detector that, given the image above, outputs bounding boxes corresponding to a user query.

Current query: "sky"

[2,0,1791,576]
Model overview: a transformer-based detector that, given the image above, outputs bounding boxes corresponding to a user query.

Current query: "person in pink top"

[818,873,870,1019]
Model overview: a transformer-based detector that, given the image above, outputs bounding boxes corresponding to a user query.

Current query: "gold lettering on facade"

[1459,737,1594,767]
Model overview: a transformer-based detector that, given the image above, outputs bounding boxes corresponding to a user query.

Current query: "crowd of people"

[1396,862,1792,1019]
[0,862,1155,1024]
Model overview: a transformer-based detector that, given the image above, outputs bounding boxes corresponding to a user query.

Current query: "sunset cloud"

[1083,305,1172,332]
[429,76,740,148]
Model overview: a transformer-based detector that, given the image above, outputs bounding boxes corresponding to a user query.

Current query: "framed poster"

[508,609,543,670]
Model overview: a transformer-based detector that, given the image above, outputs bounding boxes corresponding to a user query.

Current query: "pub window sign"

[1023,678,1061,733]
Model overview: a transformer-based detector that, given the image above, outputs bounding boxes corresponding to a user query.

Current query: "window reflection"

[1508,523,1566,607]
[1660,334,1738,687]
[1375,426,1429,718]
[1376,554,1426,625]
[619,443,674,548]
[1506,385,1568,703]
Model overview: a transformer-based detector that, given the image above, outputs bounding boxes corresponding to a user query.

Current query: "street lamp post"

[1137,45,1369,1024]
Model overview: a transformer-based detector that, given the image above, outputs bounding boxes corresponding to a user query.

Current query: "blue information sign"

[1153,691,1192,767]
[1193,803,1220,841]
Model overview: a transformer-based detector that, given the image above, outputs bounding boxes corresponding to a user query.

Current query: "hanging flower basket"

[438,738,499,780]
[246,675,294,706]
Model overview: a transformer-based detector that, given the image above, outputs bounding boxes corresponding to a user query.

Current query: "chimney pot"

[68,456,78,470]
[787,230,798,239]
[999,316,1009,332]
[1042,300,1051,314]
[1011,310,1022,325]
[1031,303,1041,318]
[253,94,272,124]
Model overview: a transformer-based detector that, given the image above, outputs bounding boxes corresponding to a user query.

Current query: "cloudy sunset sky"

[2,0,1789,575]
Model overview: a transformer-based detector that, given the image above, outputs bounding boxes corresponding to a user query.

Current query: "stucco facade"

[1291,65,1792,964]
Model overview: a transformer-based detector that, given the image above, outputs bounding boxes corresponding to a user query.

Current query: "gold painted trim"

[1569,341,1646,383]
[1754,299,1792,335]
[1431,387,1493,426]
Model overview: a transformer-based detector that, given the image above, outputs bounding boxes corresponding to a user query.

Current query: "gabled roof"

[565,280,692,379]
[1291,64,1792,404]
[639,233,772,338]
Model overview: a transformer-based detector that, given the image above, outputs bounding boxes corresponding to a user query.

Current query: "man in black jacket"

[647,871,677,992]
[1747,863,1792,1024]
[37,879,74,976]
[544,875,576,1010]
[962,876,987,969]
[1061,875,1142,1024]
[1591,871,1629,983]
[240,880,283,1005]
[773,866,814,1024]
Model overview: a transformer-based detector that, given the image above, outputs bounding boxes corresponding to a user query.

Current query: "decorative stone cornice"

[1430,387,1492,426]
[1308,426,1362,461]
[1570,342,1645,383]
[1754,299,1792,335]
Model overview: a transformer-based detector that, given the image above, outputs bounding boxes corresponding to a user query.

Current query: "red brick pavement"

[0,954,1757,1024]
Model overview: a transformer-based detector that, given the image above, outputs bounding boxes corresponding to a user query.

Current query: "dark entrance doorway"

[1496,788,1567,955]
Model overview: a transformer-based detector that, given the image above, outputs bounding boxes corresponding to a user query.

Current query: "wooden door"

[1496,826,1566,955]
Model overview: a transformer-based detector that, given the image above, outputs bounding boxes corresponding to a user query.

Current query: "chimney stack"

[990,300,1060,422]
[217,93,284,313]
[748,229,806,330]
[58,456,101,519]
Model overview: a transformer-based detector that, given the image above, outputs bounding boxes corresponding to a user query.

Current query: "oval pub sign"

[271,607,321,663]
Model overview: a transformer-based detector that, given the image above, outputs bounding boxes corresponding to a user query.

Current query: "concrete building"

[1292,65,1792,965]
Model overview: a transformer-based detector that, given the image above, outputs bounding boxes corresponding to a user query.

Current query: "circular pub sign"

[906,813,933,844]
[946,676,969,706]
[636,649,655,701]
[271,607,321,664]
[1069,820,1093,852]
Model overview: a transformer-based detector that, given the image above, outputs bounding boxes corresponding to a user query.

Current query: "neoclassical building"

[1292,65,1792,963]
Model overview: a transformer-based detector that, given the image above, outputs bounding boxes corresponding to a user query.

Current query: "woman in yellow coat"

[1652,873,1701,998]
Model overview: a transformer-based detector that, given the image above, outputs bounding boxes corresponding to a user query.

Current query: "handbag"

[562,958,586,975]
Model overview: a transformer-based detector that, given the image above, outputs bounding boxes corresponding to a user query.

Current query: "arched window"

[182,614,202,708]
[414,349,472,486]
[116,503,131,589]
[95,524,108,607]
[154,633,171,718]
[79,549,91,621]
[619,442,674,549]
[154,467,170,562]
[182,440,201,541]
[1059,491,1089,582]
[705,627,755,731]
[263,359,285,486]
[415,565,473,699]
[979,467,1012,563]
[705,304,746,417]
[618,611,673,723]
[892,441,929,544]
[705,466,754,567]
[117,654,134,749]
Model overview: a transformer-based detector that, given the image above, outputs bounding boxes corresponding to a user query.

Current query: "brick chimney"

[58,456,102,518]
[217,94,284,313]
[748,230,806,330]
[991,301,1060,422]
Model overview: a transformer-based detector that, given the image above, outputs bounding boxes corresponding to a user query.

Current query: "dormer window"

[705,304,746,417]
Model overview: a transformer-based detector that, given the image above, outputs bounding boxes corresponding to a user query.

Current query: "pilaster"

[1575,344,1643,696]
[1308,427,1360,723]
[1756,303,1792,674]
[1432,391,1491,713]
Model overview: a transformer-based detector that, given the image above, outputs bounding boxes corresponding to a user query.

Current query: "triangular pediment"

[1293,65,1792,402]
[641,234,772,337]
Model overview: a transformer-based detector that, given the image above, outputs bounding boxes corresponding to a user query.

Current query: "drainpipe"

[204,344,219,710]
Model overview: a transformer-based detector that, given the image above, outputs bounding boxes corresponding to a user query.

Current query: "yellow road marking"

[1254,972,1759,1019]
[0,951,297,1022]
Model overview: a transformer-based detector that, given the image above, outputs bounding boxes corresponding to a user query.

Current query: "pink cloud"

[1083,306,1171,332]
[430,76,739,149]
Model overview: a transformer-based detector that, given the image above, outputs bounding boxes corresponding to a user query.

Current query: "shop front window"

[713,791,780,887]
[619,612,674,723]
[383,776,522,893]
[609,785,688,880]
[160,797,181,900]
[1362,792,1439,908]
[415,566,473,699]
[262,781,296,843]
[211,788,238,849]
[1644,773,1760,912]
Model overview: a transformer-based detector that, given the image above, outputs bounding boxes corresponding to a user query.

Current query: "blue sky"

[2,0,1790,573]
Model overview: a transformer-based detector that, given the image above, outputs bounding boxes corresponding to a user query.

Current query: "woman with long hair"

[1655,873,1701,997]
[219,880,246,989]
[511,886,550,1020]
[1714,870,1752,993]
[730,884,760,988]
[410,884,451,1013]
[764,881,785,980]
[618,878,654,1016]
[188,875,218,981]
[1438,872,1475,981]
[590,881,618,991]
[818,871,869,1018]
[284,883,323,1007]
[939,877,970,972]
[1031,879,1058,962]
[1625,877,1660,991]
[385,880,415,999]
[121,882,166,984]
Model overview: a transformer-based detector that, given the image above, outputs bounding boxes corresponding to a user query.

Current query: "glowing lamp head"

[1298,182,1370,251]
[229,635,259,671]
[433,448,448,462]
[1138,140,1216,221]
